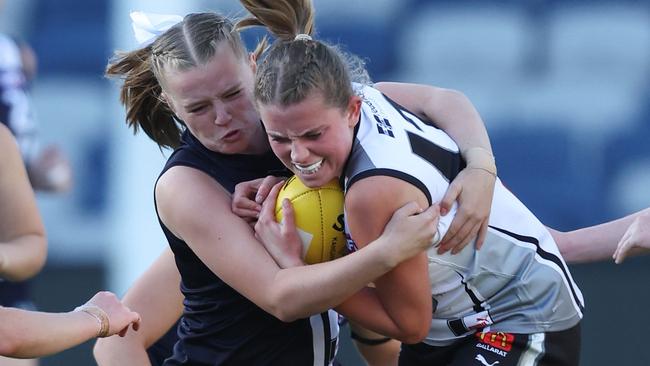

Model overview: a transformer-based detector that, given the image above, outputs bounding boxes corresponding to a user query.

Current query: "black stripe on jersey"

[457,271,486,313]
[407,132,466,182]
[346,168,432,206]
[488,225,585,313]
[447,318,469,336]
[381,94,423,131]
[321,312,331,366]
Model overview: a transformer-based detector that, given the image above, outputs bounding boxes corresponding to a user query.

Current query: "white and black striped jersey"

[343,84,584,346]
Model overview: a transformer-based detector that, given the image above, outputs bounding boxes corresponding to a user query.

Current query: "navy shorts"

[0,280,35,310]
[399,323,581,366]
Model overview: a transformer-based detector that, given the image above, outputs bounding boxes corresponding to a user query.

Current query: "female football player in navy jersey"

[94,9,500,366]
[235,0,584,364]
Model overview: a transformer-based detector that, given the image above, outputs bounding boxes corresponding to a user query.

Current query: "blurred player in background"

[0,124,139,360]
[0,3,72,364]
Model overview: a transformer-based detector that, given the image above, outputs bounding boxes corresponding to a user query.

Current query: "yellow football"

[275,176,347,264]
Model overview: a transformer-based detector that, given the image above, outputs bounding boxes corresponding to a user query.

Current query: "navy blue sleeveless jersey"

[157,130,338,366]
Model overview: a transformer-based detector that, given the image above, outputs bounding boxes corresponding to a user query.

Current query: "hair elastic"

[294,33,312,41]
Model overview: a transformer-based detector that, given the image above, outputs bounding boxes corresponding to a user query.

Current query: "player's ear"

[248,52,257,74]
[160,92,177,115]
[346,95,362,128]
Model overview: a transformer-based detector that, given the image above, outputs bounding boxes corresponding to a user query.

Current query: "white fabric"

[130,11,183,46]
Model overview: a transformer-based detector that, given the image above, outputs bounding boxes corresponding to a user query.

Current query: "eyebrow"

[267,126,324,139]
[183,84,242,110]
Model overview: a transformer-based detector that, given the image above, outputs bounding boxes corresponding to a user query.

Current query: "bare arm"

[94,248,183,366]
[156,166,437,322]
[0,125,47,281]
[0,291,140,358]
[375,82,495,253]
[337,176,433,343]
[554,207,650,263]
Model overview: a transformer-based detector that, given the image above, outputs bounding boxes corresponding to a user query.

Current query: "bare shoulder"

[0,125,23,174]
[0,124,15,147]
[346,175,428,214]
[155,166,233,236]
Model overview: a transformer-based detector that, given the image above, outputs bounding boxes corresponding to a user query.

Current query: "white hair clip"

[294,33,312,41]
[130,11,184,46]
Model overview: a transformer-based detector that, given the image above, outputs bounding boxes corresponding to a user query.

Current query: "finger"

[439,217,475,254]
[233,207,262,220]
[420,203,440,221]
[259,182,284,221]
[450,222,480,255]
[232,191,262,216]
[614,241,628,264]
[614,236,632,264]
[233,180,260,202]
[393,201,422,218]
[257,176,282,203]
[133,313,142,332]
[474,221,489,251]
[440,182,461,216]
[613,228,632,263]
[439,215,463,252]
[439,220,472,254]
[280,199,296,235]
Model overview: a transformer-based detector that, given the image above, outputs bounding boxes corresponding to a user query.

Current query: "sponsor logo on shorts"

[475,354,500,366]
[474,331,514,357]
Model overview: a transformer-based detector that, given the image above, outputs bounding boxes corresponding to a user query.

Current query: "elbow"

[0,336,20,358]
[264,288,307,323]
[396,323,430,345]
[392,312,431,344]
[23,240,47,280]
[1,235,47,282]
[18,236,48,281]
[265,297,302,323]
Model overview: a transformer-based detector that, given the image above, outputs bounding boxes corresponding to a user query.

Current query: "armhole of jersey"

[346,168,432,206]
[380,92,439,128]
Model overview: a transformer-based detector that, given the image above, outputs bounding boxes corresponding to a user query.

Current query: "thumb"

[280,199,296,234]
[394,201,422,218]
[440,182,461,216]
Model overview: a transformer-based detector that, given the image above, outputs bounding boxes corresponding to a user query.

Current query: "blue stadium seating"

[491,126,605,230]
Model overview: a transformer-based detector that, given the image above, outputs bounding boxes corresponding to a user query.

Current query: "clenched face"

[162,42,267,155]
[259,91,361,188]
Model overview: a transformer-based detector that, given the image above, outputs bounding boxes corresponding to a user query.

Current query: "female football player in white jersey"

[236,0,584,364]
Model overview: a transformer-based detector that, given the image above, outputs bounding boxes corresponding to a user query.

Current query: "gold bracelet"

[74,304,110,338]
[463,147,497,177]
[467,166,497,178]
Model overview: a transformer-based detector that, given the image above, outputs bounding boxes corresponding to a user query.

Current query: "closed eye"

[224,89,241,99]
[269,135,290,143]
[188,105,208,114]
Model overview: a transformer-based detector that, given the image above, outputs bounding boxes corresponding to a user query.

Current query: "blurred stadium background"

[1,0,649,364]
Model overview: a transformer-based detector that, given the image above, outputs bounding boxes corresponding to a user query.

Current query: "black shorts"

[147,321,180,366]
[0,280,35,310]
[399,323,581,366]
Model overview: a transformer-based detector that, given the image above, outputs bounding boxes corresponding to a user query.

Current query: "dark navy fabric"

[154,130,329,365]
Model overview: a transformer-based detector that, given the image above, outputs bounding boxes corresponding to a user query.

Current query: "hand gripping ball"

[275,176,348,264]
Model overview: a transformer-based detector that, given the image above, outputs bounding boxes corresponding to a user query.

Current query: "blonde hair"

[236,0,369,110]
[106,12,251,149]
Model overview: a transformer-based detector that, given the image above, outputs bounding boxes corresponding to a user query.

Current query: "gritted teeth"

[292,159,323,175]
